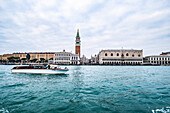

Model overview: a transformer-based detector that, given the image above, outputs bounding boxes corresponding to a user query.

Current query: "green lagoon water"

[0,65,170,113]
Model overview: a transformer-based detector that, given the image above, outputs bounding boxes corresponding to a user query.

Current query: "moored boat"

[11,65,69,75]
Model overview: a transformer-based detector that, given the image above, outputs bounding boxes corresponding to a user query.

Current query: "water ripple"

[0,65,170,113]
[1,83,26,89]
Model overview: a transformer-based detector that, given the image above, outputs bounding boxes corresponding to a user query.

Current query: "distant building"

[75,29,81,57]
[1,54,14,60]
[81,55,89,65]
[91,55,98,64]
[144,55,170,65]
[52,50,80,65]
[14,52,55,60]
[98,49,143,65]
[160,52,170,56]
[1,52,55,61]
[0,55,2,60]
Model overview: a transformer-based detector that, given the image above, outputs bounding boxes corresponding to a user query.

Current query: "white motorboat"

[11,65,69,75]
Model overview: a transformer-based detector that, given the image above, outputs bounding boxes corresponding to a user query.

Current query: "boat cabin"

[12,65,45,69]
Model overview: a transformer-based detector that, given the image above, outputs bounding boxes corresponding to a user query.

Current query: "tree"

[40,58,45,63]
[30,60,33,63]
[49,58,53,60]
[45,60,48,62]
[14,57,20,60]
[1,60,6,63]
[7,56,20,62]
[21,58,27,63]
[21,58,26,60]
[32,59,38,62]
[14,57,20,62]
[7,56,15,62]
[26,54,30,61]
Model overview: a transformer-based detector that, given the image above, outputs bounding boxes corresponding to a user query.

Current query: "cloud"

[0,0,170,58]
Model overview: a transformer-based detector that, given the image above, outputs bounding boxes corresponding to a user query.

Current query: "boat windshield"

[34,66,43,69]
[13,65,45,69]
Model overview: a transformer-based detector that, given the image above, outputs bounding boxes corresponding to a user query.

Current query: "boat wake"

[152,107,170,113]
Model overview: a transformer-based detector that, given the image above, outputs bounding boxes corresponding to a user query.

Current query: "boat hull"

[11,69,68,75]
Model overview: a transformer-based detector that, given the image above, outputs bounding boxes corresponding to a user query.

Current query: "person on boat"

[48,65,50,69]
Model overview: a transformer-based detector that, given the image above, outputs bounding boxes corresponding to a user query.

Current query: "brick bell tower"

[75,29,81,57]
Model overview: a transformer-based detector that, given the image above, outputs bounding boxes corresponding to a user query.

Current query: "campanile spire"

[75,29,81,57]
[76,29,79,38]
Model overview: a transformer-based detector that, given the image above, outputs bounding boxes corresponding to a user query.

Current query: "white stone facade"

[52,50,80,65]
[98,49,143,65]
[144,55,170,65]
[91,55,98,64]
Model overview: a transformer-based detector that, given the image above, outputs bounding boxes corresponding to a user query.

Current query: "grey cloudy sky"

[0,0,170,58]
